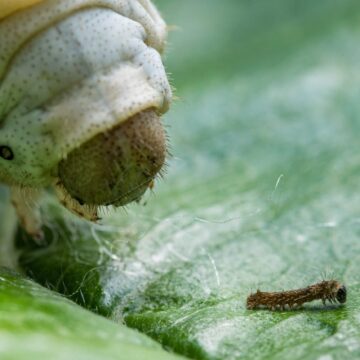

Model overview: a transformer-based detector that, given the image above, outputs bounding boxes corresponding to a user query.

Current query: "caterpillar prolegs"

[247,280,347,311]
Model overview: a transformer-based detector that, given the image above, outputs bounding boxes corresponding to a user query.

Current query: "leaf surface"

[0,267,184,360]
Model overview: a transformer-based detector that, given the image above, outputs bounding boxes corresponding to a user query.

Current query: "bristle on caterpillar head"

[54,180,100,222]
[246,280,347,311]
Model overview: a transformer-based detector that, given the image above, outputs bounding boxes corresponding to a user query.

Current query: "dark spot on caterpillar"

[73,196,85,206]
[247,280,347,311]
[0,145,14,160]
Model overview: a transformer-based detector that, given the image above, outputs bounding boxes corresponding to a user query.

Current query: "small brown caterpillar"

[247,280,347,311]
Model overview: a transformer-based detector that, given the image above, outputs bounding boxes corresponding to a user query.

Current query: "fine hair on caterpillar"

[247,280,347,311]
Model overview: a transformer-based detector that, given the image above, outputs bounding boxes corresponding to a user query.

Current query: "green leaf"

[16,0,360,359]
[0,267,184,360]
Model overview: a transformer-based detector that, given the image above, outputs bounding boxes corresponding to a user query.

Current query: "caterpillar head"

[324,280,347,304]
[0,0,172,220]
[335,284,347,304]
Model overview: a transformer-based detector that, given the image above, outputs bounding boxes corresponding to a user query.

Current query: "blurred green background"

[159,0,360,89]
[4,1,360,359]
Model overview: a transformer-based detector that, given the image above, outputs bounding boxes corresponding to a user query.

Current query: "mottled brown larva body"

[247,280,347,311]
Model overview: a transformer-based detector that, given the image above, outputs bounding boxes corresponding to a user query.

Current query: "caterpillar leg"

[0,189,18,269]
[10,187,44,243]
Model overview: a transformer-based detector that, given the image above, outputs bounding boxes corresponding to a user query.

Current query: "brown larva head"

[324,280,347,304]
[336,284,347,304]
[58,109,166,207]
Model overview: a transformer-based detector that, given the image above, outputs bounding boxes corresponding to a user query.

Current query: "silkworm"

[247,280,347,311]
[0,0,172,238]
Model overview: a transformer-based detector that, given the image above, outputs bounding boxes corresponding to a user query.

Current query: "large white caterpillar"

[0,0,172,239]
